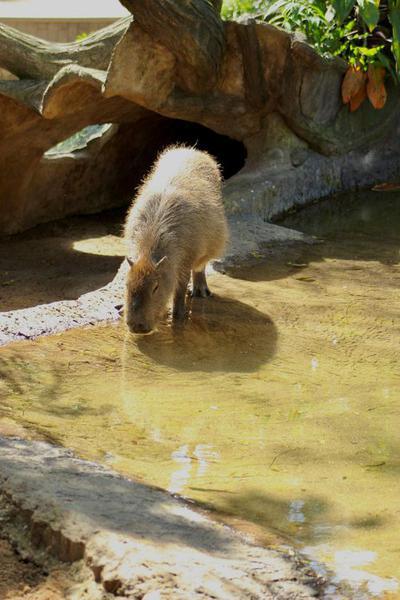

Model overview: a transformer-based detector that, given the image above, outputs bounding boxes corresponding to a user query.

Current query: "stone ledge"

[0,436,332,599]
[0,218,314,346]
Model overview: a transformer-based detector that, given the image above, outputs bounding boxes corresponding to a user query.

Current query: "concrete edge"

[0,218,316,346]
[0,436,339,599]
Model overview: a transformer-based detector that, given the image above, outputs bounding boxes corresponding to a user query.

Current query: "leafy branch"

[222,0,400,110]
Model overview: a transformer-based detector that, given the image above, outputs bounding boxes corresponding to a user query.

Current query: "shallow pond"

[1,190,399,598]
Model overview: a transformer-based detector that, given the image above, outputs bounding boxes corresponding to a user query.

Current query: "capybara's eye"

[152,283,159,294]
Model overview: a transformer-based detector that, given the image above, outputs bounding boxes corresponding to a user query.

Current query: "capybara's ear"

[126,257,134,267]
[155,256,168,270]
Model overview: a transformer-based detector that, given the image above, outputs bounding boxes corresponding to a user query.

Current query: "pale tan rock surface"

[0,437,331,599]
[0,0,398,234]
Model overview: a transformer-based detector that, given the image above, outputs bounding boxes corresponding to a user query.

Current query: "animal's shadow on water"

[134,295,277,373]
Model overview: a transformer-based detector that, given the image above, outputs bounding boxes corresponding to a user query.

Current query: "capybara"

[124,145,228,333]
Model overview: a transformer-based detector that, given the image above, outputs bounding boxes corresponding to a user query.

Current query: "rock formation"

[0,0,399,234]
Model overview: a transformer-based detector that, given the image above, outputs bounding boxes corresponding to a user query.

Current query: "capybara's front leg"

[192,269,211,298]
[173,270,190,322]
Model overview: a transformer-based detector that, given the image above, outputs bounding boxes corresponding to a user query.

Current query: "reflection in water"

[1,190,400,597]
[303,546,399,598]
[168,444,220,495]
[169,445,192,494]
[167,444,219,494]
[288,500,306,524]
[280,188,400,243]
[194,445,220,478]
[133,294,277,373]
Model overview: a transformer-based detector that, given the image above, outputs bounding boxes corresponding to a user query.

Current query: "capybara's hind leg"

[192,269,211,298]
[173,270,190,322]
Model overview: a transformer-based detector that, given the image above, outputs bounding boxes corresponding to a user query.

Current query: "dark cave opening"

[44,117,247,182]
[163,118,247,180]
[35,113,248,236]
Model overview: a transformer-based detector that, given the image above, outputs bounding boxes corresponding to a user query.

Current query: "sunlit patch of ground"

[0,209,125,312]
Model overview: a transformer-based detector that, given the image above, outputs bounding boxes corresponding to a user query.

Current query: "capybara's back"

[124,146,228,333]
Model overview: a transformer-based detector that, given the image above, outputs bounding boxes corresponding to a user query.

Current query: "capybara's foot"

[172,303,186,322]
[191,269,212,298]
[173,275,189,322]
[192,285,211,298]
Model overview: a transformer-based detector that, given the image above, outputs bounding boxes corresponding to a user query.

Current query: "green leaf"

[344,18,357,32]
[357,0,380,32]
[332,0,356,23]
[263,0,291,19]
[389,4,400,75]
[356,44,384,56]
[377,51,397,81]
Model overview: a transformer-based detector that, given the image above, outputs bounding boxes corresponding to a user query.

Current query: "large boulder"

[0,0,399,234]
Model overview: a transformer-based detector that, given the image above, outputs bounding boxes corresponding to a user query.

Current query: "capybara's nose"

[130,322,152,334]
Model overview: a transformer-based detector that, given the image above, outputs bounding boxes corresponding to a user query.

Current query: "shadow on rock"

[0,437,254,556]
[0,209,124,312]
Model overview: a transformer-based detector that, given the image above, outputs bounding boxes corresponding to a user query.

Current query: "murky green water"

[1,190,400,598]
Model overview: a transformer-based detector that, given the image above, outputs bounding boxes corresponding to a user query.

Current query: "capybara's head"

[125,255,172,334]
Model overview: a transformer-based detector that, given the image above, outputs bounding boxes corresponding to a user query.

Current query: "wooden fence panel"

[0,19,117,42]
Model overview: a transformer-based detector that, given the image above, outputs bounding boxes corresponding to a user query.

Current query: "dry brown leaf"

[367,64,387,109]
[372,182,400,191]
[341,66,366,104]
[295,276,316,282]
[349,78,367,111]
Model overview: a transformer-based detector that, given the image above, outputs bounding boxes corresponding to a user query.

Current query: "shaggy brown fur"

[124,145,228,333]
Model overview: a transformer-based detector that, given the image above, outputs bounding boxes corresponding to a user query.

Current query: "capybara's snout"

[127,319,153,335]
